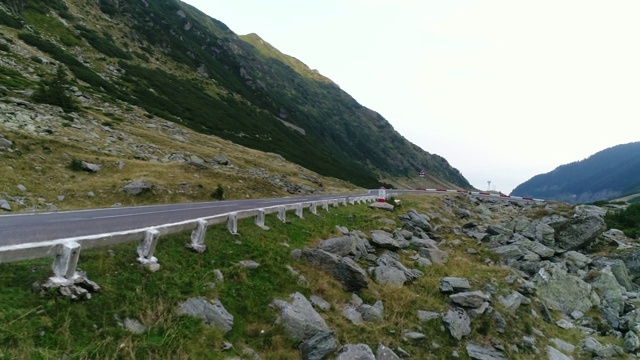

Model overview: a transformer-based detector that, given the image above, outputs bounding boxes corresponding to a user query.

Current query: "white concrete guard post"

[277,206,286,223]
[332,199,338,208]
[188,219,208,253]
[137,229,159,265]
[322,200,329,211]
[310,202,318,215]
[52,241,81,280]
[227,212,238,235]
[255,209,270,230]
[295,203,304,219]
[341,198,347,206]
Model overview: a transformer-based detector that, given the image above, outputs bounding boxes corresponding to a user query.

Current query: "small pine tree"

[31,65,79,112]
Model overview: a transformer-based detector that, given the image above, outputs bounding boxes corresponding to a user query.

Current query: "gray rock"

[581,336,619,358]
[301,248,368,291]
[375,252,423,283]
[376,344,401,360]
[359,300,384,323]
[335,344,375,360]
[270,292,330,342]
[588,266,626,315]
[417,310,440,322]
[418,248,449,265]
[547,346,572,360]
[237,260,260,268]
[550,338,575,354]
[401,209,433,232]
[369,202,394,212]
[450,291,491,308]
[17,184,27,191]
[552,205,606,250]
[120,180,153,195]
[370,230,401,250]
[0,199,11,211]
[440,277,471,293]
[372,266,406,287]
[81,161,101,172]
[533,262,595,315]
[209,154,230,165]
[443,307,471,340]
[498,292,522,312]
[300,330,338,360]
[318,236,356,256]
[465,342,506,360]
[341,305,363,324]
[310,295,331,311]
[177,298,234,333]
[624,330,640,353]
[0,136,12,148]
[123,318,146,334]
[563,251,592,269]
[491,245,524,260]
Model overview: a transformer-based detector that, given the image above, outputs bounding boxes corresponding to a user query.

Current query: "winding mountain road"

[0,189,535,248]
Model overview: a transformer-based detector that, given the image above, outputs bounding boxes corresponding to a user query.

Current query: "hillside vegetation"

[511,142,640,204]
[0,0,471,191]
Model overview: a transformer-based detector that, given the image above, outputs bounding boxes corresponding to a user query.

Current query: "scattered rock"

[177,298,234,334]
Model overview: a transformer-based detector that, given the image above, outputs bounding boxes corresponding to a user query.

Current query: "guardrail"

[0,195,376,286]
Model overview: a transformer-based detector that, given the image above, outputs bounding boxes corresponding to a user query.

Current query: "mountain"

[511,141,640,204]
[0,0,471,191]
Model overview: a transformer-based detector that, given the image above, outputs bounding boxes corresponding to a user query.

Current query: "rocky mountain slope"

[0,0,471,195]
[511,142,640,204]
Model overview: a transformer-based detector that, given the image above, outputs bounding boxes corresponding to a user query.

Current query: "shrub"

[212,184,224,200]
[68,159,83,171]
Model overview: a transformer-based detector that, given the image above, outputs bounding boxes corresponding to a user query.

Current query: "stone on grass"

[443,308,471,340]
[335,344,376,360]
[270,292,330,342]
[177,298,234,334]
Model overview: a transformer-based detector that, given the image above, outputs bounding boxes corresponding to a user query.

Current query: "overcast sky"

[181,0,640,194]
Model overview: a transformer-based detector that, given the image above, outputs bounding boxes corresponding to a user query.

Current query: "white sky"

[181,0,640,194]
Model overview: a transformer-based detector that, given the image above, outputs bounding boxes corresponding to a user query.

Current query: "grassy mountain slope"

[511,141,640,204]
[0,0,471,191]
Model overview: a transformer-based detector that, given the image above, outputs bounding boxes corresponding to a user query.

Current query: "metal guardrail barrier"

[0,196,376,286]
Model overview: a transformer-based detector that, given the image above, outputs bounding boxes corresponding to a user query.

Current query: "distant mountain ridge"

[0,0,471,190]
[511,141,640,204]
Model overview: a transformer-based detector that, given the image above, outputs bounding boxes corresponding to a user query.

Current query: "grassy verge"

[0,195,590,359]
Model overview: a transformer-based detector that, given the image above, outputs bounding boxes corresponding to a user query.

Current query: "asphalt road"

[0,189,531,248]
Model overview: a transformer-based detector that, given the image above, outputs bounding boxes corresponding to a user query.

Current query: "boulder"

[533,262,595,315]
[359,300,384,323]
[370,230,401,250]
[270,292,331,343]
[317,236,355,256]
[439,277,471,294]
[0,135,12,149]
[551,205,607,250]
[334,344,375,360]
[588,266,626,315]
[376,344,401,360]
[0,199,11,211]
[81,161,101,172]
[465,342,506,360]
[401,209,433,232]
[449,291,491,309]
[177,298,234,334]
[120,180,153,195]
[300,330,338,360]
[301,248,368,291]
[369,202,394,212]
[442,307,471,340]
